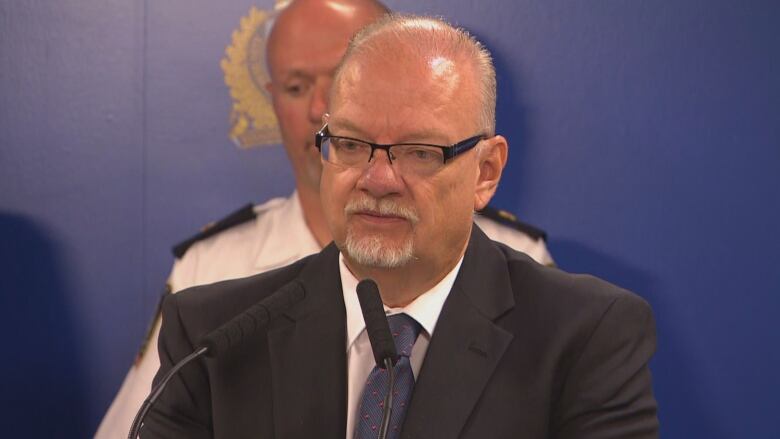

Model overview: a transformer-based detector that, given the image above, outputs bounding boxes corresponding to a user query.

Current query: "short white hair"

[334,14,497,136]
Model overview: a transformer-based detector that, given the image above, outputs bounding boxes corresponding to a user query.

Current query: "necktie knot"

[387,313,421,357]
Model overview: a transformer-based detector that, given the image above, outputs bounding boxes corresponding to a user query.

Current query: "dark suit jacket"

[142,226,658,438]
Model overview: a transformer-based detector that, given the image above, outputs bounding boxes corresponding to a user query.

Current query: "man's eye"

[335,139,364,152]
[283,82,309,97]
[405,147,441,162]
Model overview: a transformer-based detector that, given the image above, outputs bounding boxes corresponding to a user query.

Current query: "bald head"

[263,0,388,197]
[332,14,497,136]
[267,0,389,80]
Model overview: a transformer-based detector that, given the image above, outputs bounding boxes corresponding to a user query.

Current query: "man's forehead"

[330,62,480,142]
[268,0,379,54]
[335,54,467,106]
[268,37,346,80]
[268,23,361,77]
[329,75,468,143]
[269,27,349,58]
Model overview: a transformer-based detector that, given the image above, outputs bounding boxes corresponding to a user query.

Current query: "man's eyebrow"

[328,120,449,144]
[280,65,338,81]
[279,70,312,81]
[395,130,450,145]
[328,119,368,137]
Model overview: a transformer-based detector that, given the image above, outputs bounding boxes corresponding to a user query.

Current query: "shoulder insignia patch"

[171,203,257,258]
[477,205,548,241]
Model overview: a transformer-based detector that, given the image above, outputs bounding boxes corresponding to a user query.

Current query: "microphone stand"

[127,346,208,439]
[379,356,396,439]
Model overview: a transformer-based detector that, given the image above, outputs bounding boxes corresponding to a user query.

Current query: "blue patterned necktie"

[354,313,422,439]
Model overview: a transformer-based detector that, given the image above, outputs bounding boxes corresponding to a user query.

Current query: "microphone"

[198,279,305,357]
[356,279,397,439]
[356,279,398,368]
[127,280,306,439]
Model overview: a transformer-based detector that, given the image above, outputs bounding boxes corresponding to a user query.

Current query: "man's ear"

[474,135,508,211]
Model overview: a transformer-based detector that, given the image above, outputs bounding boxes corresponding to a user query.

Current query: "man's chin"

[344,234,414,269]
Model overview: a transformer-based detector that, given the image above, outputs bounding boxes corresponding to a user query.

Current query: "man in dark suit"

[143,14,658,439]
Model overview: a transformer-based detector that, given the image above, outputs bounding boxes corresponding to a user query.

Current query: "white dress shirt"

[340,253,464,439]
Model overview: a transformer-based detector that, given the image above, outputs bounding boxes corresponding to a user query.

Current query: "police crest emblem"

[221,2,290,148]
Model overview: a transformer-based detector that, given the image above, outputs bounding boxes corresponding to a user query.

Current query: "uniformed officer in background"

[95,0,553,436]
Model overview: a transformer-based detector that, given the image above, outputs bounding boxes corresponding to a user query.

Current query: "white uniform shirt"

[94,191,552,438]
[473,214,553,266]
[167,192,321,292]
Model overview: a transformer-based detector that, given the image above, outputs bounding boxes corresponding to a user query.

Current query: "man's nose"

[308,79,330,124]
[357,151,405,198]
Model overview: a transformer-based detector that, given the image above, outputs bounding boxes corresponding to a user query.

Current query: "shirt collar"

[341,252,464,352]
[253,190,321,271]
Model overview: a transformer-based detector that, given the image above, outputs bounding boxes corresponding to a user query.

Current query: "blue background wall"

[1,1,778,437]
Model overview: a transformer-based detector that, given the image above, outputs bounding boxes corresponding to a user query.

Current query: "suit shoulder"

[164,255,311,339]
[498,242,650,321]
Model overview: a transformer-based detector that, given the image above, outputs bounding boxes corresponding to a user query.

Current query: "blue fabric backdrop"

[1,1,777,436]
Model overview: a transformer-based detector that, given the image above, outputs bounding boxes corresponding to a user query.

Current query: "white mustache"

[345,197,420,224]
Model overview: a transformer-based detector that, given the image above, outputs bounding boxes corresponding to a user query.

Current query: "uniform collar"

[253,191,321,271]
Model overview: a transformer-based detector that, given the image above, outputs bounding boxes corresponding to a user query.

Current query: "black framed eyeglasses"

[315,123,485,176]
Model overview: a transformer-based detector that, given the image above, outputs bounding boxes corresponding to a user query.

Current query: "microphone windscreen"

[199,279,305,357]
[356,279,398,368]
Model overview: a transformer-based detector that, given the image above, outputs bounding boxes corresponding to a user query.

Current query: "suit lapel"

[267,244,348,438]
[402,227,515,438]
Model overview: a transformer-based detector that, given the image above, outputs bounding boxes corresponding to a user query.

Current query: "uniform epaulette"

[477,205,548,241]
[171,203,257,258]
